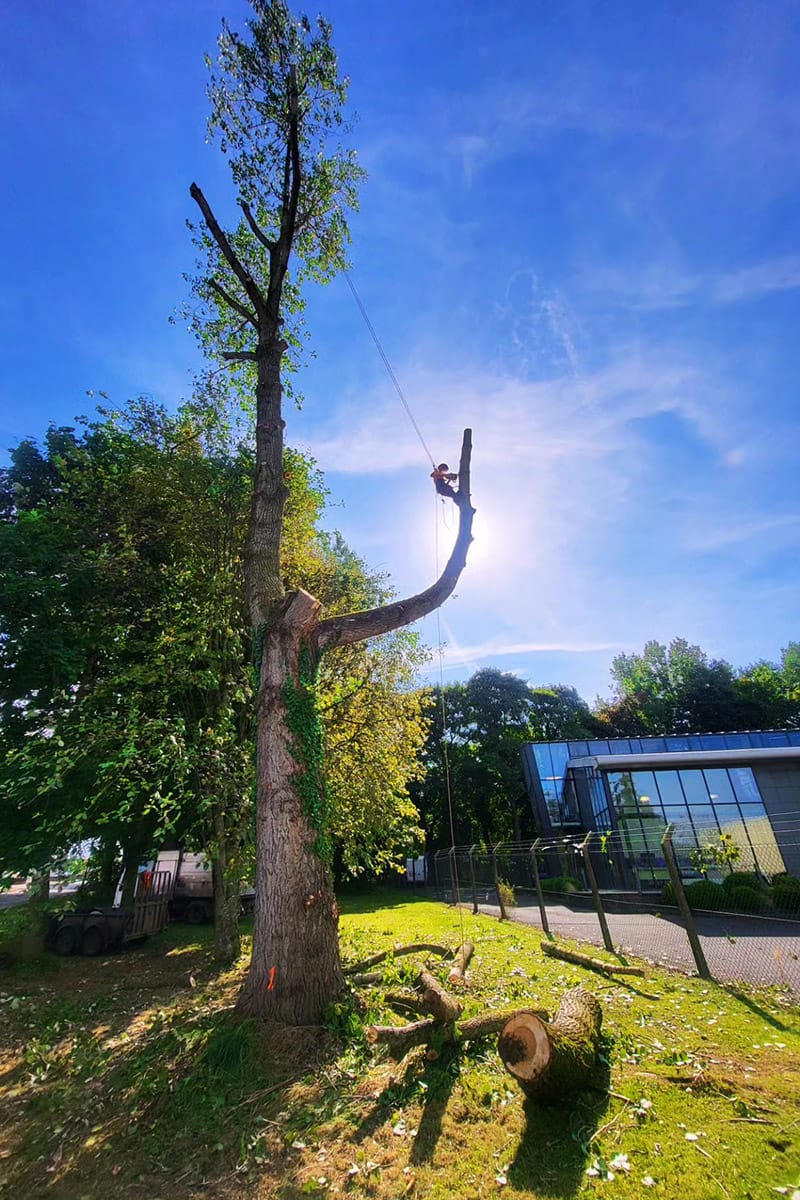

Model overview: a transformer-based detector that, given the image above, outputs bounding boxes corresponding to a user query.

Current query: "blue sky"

[2,0,799,703]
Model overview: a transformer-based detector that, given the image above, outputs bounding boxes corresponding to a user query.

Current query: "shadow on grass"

[726,986,793,1032]
[409,1047,462,1165]
[348,1045,463,1167]
[507,1058,611,1199]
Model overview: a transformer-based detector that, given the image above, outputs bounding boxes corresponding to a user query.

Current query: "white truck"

[114,850,255,924]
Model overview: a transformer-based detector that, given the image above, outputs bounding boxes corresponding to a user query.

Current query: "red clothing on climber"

[431,462,458,500]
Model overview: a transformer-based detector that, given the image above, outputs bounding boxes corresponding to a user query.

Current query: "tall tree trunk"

[27,868,51,941]
[212,804,241,963]
[237,590,345,1023]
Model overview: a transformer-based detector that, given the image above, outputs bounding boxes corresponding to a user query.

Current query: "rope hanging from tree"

[344,270,466,942]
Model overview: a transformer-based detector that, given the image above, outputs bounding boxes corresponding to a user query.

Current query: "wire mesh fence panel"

[427,832,800,993]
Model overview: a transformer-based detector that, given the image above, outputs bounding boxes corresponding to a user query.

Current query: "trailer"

[112,850,255,925]
[46,870,173,956]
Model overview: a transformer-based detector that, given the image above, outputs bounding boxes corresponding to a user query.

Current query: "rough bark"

[447,941,474,986]
[498,988,603,1101]
[541,940,644,977]
[236,590,346,1023]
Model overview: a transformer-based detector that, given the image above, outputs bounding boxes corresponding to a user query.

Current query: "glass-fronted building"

[520,731,800,883]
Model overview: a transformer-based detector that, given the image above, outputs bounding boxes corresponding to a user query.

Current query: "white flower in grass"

[684,1132,699,1141]
[642,1176,656,1187]
[609,1154,631,1172]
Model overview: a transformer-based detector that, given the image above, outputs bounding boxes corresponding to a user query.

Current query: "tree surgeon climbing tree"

[189,0,475,1024]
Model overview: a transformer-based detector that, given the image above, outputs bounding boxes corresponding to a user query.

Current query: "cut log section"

[542,940,644,977]
[498,987,602,1100]
[343,943,453,976]
[447,942,475,987]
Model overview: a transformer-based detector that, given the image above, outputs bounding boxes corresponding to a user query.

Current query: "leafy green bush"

[721,871,762,893]
[683,880,727,911]
[497,879,516,910]
[540,875,582,894]
[771,876,800,913]
[726,885,768,914]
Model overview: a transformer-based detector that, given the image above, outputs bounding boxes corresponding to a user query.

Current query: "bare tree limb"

[207,279,258,326]
[190,182,266,320]
[222,350,259,362]
[342,942,454,976]
[315,429,474,652]
[240,199,278,252]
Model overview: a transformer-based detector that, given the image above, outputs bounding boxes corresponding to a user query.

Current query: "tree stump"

[498,987,602,1101]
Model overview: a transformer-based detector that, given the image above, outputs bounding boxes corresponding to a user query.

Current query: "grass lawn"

[1,890,799,1200]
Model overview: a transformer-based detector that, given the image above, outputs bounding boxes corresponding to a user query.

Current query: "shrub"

[540,875,582,895]
[683,880,727,911]
[771,876,800,914]
[726,885,768,914]
[497,879,516,910]
[661,882,676,906]
[721,871,762,894]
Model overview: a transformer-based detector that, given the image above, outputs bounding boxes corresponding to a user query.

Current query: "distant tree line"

[415,639,800,849]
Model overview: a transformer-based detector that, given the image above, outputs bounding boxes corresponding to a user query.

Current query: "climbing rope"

[345,268,466,942]
[343,272,437,469]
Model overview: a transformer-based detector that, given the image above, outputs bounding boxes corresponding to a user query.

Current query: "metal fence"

[425,828,800,995]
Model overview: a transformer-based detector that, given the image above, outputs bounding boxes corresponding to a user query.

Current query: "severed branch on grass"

[447,941,474,986]
[366,1006,550,1061]
[542,940,644,978]
[342,943,453,976]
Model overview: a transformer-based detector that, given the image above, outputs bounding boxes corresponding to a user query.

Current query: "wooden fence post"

[530,838,551,935]
[492,842,508,920]
[468,844,479,914]
[581,833,614,953]
[661,824,712,980]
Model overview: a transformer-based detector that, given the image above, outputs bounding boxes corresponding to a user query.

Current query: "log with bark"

[366,1006,550,1060]
[417,968,463,1024]
[447,941,474,987]
[541,940,644,977]
[498,987,603,1101]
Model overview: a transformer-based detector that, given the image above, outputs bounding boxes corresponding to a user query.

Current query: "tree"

[600,637,800,735]
[189,1,474,1022]
[528,684,602,741]
[413,669,535,848]
[603,638,742,734]
[0,397,431,961]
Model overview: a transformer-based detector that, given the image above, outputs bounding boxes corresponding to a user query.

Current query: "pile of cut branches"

[346,939,604,1100]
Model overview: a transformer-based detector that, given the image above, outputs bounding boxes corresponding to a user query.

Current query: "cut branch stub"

[416,968,463,1024]
[447,941,474,987]
[498,988,603,1101]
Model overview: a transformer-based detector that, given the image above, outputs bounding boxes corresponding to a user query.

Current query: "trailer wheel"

[53,925,77,956]
[81,924,105,957]
[185,900,210,925]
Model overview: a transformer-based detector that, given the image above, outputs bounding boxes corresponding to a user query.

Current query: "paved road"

[446,893,800,993]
